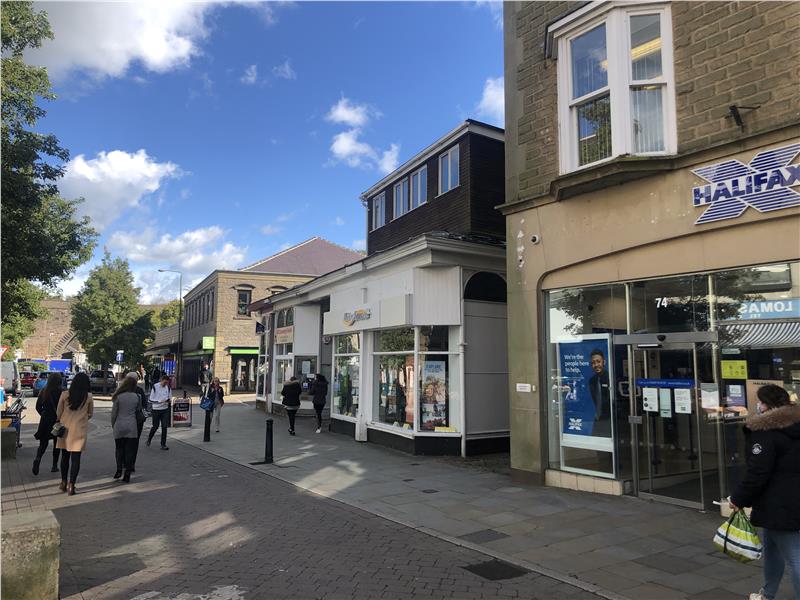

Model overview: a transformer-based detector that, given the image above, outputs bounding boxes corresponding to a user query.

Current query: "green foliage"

[1,2,96,352]
[151,300,182,330]
[71,253,151,367]
[0,279,47,351]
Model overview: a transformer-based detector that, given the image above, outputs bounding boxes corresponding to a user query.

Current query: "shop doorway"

[616,332,723,509]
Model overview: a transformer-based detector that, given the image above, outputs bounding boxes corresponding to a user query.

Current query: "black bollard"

[264,418,274,464]
[203,408,212,442]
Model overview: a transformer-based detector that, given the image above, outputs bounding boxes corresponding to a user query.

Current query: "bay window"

[556,4,675,173]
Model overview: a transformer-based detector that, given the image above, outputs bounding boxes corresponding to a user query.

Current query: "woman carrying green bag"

[729,385,800,600]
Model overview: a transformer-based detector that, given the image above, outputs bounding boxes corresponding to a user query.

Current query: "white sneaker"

[315,428,321,434]
[749,590,768,600]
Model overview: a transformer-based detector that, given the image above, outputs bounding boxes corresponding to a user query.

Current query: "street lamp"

[158,268,183,388]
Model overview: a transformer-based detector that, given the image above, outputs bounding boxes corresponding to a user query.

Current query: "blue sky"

[29,1,504,302]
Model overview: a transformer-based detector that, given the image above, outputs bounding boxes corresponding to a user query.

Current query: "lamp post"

[158,269,183,388]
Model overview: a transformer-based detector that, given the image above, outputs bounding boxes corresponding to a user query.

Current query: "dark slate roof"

[239,237,364,276]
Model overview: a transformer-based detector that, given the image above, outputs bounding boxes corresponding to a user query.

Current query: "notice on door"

[674,388,692,414]
[701,383,720,409]
[643,387,659,412]
[659,388,672,418]
[721,360,748,379]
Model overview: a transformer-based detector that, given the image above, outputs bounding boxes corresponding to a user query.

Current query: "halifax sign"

[692,143,800,225]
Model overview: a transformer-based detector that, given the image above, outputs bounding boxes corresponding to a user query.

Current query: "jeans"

[214,402,222,430]
[131,419,144,468]
[314,405,324,429]
[148,409,169,447]
[762,528,800,599]
[60,450,81,484]
[115,438,138,472]
[287,409,297,432]
[35,437,60,468]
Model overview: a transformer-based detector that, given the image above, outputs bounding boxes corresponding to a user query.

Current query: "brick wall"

[506,1,800,202]
[673,1,800,153]
[21,299,74,359]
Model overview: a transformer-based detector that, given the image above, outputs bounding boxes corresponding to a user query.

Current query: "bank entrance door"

[616,332,722,509]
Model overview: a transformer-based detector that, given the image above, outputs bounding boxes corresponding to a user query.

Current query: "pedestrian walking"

[730,384,800,600]
[56,372,93,496]
[32,372,63,475]
[124,371,147,471]
[199,363,211,398]
[206,377,225,432]
[281,376,301,435]
[110,377,142,483]
[311,374,328,434]
[147,374,171,450]
[137,363,146,387]
[151,365,162,390]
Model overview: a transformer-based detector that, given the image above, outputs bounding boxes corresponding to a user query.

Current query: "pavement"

[3,396,794,599]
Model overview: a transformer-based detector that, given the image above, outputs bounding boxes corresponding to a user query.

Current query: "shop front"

[263,234,509,455]
[545,262,800,509]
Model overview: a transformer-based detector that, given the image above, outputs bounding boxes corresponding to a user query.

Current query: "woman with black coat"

[32,372,63,475]
[730,384,800,600]
[281,377,301,436]
[311,374,328,434]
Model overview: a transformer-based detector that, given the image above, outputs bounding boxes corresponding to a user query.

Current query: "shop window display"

[419,354,450,430]
[333,334,360,418]
[374,328,415,429]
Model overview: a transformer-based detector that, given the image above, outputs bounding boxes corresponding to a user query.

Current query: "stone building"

[19,299,84,363]
[173,238,363,392]
[502,1,799,508]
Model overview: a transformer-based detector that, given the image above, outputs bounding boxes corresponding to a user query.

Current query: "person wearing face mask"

[729,385,800,600]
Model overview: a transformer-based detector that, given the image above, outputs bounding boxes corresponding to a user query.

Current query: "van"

[1,362,20,396]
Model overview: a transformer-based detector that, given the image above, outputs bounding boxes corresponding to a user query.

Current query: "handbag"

[713,510,762,562]
[199,395,215,412]
[51,422,66,438]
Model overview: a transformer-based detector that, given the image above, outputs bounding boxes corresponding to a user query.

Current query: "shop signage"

[692,142,800,225]
[728,298,800,320]
[343,308,371,327]
[172,397,192,427]
[636,378,694,389]
[275,326,294,344]
[202,336,215,350]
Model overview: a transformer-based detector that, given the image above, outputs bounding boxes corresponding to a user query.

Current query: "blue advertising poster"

[557,335,613,438]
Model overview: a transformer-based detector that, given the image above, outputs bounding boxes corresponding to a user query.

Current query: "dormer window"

[371,192,386,231]
[554,4,676,173]
[393,178,409,219]
[439,145,459,194]
[411,165,427,209]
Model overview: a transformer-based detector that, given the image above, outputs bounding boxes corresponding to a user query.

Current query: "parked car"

[33,371,54,392]
[20,371,37,389]
[1,362,20,396]
[89,370,116,392]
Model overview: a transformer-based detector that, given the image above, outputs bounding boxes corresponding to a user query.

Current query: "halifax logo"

[692,143,800,225]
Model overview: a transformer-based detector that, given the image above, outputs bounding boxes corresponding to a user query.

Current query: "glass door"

[629,341,720,509]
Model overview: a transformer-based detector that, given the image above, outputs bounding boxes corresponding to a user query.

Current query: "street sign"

[115,350,124,362]
[0,345,8,359]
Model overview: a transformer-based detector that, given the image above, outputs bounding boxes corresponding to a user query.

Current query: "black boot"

[122,470,131,483]
[50,462,59,473]
[32,459,40,475]
[113,470,122,479]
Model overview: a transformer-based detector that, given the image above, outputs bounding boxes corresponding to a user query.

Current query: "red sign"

[0,346,8,359]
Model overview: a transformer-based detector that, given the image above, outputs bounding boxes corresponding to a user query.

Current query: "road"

[6,406,598,600]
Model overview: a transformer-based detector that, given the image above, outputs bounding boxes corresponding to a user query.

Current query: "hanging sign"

[728,299,800,320]
[721,360,748,379]
[674,388,693,414]
[692,142,800,225]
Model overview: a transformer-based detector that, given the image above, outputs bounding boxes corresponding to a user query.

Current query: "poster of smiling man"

[556,334,615,456]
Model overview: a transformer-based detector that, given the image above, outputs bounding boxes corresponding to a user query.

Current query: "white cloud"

[241,64,258,85]
[333,216,345,226]
[352,239,366,252]
[59,149,181,232]
[276,212,295,223]
[261,224,282,235]
[272,59,296,80]
[107,225,247,302]
[330,128,377,168]
[378,144,400,175]
[25,2,212,81]
[476,77,505,127]
[326,98,371,128]
[475,0,504,30]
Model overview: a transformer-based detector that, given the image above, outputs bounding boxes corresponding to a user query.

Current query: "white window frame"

[393,178,409,220]
[438,145,460,195]
[410,165,427,210]
[556,3,676,174]
[371,192,385,231]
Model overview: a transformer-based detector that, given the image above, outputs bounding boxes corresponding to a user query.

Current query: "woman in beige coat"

[56,372,93,495]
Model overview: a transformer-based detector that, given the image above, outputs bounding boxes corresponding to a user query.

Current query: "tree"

[71,253,149,368]
[151,300,181,330]
[1,2,96,352]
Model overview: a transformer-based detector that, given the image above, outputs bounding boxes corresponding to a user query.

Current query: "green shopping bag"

[713,510,762,562]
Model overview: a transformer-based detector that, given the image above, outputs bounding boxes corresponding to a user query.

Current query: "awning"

[721,321,800,348]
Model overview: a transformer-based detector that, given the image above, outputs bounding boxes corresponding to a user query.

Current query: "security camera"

[530,234,541,245]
